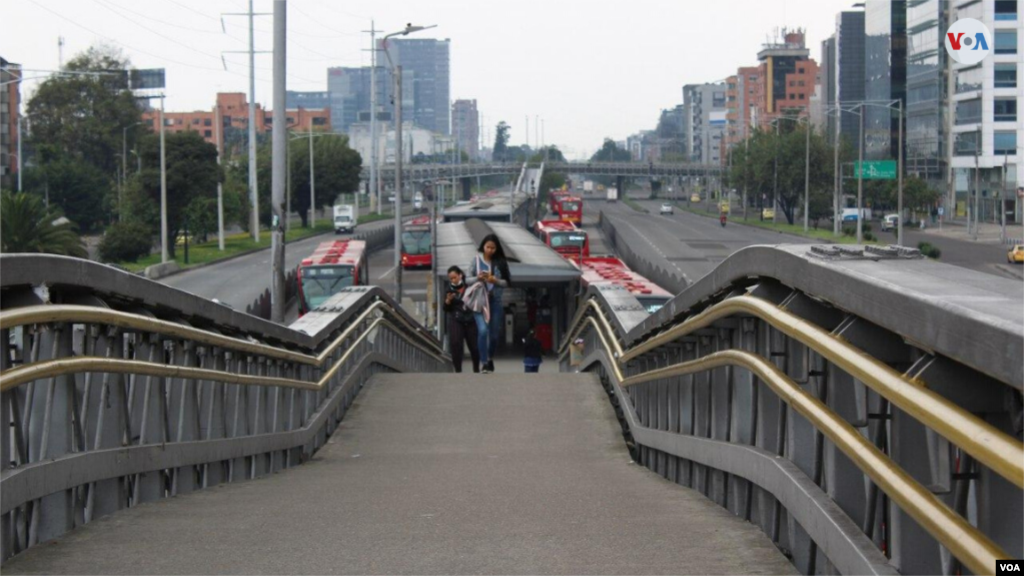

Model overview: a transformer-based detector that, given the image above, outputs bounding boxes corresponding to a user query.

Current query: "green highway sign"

[854,160,897,179]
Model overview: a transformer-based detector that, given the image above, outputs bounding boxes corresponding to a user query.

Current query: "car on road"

[762,208,775,220]
[881,214,899,231]
[690,193,701,203]
[659,203,674,215]
[1008,245,1024,264]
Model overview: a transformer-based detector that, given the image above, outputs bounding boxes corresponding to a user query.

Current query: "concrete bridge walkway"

[5,369,795,575]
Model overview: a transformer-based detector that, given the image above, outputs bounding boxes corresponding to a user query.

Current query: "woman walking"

[468,233,511,373]
[443,266,481,373]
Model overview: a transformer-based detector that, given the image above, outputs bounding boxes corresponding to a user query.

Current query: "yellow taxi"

[1008,245,1024,264]
[762,208,775,220]
[690,193,701,203]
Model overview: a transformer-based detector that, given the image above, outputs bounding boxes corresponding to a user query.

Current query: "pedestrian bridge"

[0,247,1020,575]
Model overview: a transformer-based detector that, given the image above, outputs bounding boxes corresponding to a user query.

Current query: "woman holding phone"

[467,234,511,373]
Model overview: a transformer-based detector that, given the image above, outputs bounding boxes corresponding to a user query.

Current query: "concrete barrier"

[144,261,181,280]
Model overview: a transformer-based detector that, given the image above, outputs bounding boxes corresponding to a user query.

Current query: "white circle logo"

[945,18,992,65]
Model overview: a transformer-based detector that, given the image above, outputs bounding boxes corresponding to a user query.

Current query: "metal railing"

[0,255,451,562]
[560,250,1023,575]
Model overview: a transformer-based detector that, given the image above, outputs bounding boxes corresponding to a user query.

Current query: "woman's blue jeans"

[474,293,504,365]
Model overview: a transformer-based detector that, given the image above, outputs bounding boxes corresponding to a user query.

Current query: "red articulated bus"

[297,239,368,316]
[401,215,433,269]
[576,256,673,314]
[535,219,589,262]
[549,190,570,215]
[553,194,583,224]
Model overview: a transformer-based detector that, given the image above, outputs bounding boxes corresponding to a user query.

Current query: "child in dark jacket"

[523,329,543,373]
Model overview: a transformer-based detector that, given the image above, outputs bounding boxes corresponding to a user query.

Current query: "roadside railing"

[560,245,1023,576]
[0,254,451,562]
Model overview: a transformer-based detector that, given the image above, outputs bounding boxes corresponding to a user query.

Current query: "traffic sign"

[938,206,944,216]
[854,160,897,179]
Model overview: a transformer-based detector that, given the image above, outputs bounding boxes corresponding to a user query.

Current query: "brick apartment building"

[142,92,330,151]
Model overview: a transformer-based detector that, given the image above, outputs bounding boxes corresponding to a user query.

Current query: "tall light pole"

[270,0,287,323]
[383,23,437,304]
[856,104,864,244]
[160,95,169,263]
[215,105,225,250]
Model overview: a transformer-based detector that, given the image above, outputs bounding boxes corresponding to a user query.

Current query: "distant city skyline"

[4,0,855,159]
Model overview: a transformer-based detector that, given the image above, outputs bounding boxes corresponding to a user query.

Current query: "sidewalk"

[914,220,1023,245]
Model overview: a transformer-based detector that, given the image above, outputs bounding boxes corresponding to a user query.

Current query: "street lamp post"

[160,95,169,264]
[122,121,144,221]
[383,23,437,304]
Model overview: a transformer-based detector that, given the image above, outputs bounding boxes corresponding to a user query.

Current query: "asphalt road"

[161,218,396,311]
[588,198,813,288]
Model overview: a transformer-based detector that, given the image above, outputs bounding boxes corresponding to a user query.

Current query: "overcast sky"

[5,0,857,159]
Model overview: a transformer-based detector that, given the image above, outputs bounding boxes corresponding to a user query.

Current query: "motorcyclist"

[720,213,727,227]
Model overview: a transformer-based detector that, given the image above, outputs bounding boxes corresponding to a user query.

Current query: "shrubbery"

[917,242,941,259]
[99,221,153,263]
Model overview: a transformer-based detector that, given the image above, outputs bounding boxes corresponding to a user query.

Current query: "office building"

[1,57,19,186]
[905,0,950,186]
[452,99,479,160]
[286,91,330,111]
[835,12,866,147]
[390,38,451,134]
[755,29,818,128]
[864,1,907,160]
[683,82,727,164]
[950,0,1020,221]
[327,66,396,134]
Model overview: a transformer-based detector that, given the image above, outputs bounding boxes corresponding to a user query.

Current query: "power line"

[24,0,248,77]
[90,0,224,62]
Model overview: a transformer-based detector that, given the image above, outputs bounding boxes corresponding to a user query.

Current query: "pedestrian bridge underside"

[0,247,1020,575]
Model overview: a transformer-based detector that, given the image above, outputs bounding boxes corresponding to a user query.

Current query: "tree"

[903,176,940,220]
[244,133,362,228]
[99,221,152,262]
[493,121,511,162]
[138,131,221,258]
[590,139,632,163]
[26,45,144,176]
[729,125,842,225]
[22,156,113,234]
[1,191,87,258]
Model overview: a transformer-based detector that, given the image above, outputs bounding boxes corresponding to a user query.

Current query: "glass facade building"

[864,1,907,160]
[836,11,866,148]
[904,0,948,184]
[391,38,451,135]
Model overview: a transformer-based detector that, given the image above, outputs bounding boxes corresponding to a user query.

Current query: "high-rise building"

[755,29,818,128]
[327,67,395,134]
[835,11,866,148]
[725,66,762,148]
[1,57,20,187]
[950,0,1020,221]
[683,82,727,164]
[390,38,451,135]
[865,1,907,160]
[820,36,837,140]
[905,0,951,187]
[286,91,330,111]
[452,99,479,160]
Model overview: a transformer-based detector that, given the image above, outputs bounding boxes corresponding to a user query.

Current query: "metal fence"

[0,254,451,563]
[560,245,1023,576]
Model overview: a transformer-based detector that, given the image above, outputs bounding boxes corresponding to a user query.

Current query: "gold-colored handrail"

[565,294,1024,489]
[621,350,1007,576]
[570,309,1011,576]
[0,300,446,367]
[0,317,446,393]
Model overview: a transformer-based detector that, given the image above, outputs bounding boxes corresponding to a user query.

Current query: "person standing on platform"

[468,234,512,374]
[443,266,481,373]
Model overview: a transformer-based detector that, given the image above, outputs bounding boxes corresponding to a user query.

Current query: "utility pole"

[223,3,270,242]
[896,100,904,247]
[160,95,169,263]
[248,0,261,243]
[803,117,810,232]
[216,104,225,250]
[270,0,286,323]
[309,128,316,228]
[833,104,841,236]
[973,129,980,241]
[856,105,864,244]
[363,21,380,215]
[394,63,404,302]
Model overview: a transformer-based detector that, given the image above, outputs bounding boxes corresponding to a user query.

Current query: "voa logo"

[945,18,993,65]
[996,559,1024,575]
